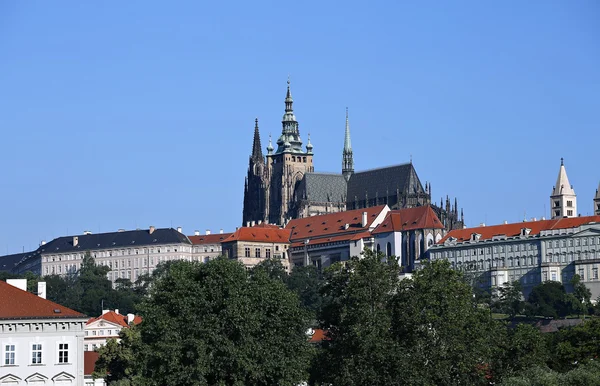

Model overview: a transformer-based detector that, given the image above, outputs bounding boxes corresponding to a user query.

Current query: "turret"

[594,182,600,215]
[550,158,577,218]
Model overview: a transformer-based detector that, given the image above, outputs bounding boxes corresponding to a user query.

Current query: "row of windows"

[245,247,272,258]
[547,237,599,249]
[43,245,194,262]
[85,329,119,337]
[3,343,68,366]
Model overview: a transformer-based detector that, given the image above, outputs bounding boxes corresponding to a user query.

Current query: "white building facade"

[0,280,88,385]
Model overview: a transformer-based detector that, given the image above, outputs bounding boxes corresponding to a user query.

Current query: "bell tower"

[550,158,577,218]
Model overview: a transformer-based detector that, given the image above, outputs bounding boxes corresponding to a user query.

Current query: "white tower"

[550,158,577,219]
[594,182,600,216]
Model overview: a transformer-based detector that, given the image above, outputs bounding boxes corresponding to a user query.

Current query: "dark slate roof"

[0,252,33,273]
[37,228,191,255]
[299,173,347,203]
[347,163,425,202]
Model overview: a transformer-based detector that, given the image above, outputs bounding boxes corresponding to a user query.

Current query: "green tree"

[392,259,503,385]
[527,281,569,319]
[496,280,524,318]
[285,264,324,319]
[496,323,548,380]
[549,319,600,372]
[570,274,592,318]
[313,249,401,385]
[136,259,312,385]
[94,326,142,385]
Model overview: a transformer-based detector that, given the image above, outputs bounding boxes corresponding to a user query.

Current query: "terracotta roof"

[0,280,86,320]
[86,310,142,327]
[309,328,330,343]
[286,205,387,241]
[372,205,444,235]
[221,227,291,243]
[84,351,99,376]
[291,232,371,248]
[188,233,233,245]
[439,215,600,243]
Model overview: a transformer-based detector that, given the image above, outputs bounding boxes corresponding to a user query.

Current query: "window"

[58,343,69,364]
[255,248,261,258]
[265,249,271,258]
[567,210,573,216]
[32,344,42,364]
[554,201,560,208]
[244,247,250,258]
[4,344,15,365]
[567,200,573,207]
[593,268,599,280]
[579,269,584,280]
[275,246,279,251]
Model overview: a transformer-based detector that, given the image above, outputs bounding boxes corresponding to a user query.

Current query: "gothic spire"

[251,118,263,161]
[552,157,575,196]
[276,77,303,154]
[285,76,293,112]
[342,107,354,182]
[267,133,274,155]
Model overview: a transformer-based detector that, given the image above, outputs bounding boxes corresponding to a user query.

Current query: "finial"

[410,154,413,164]
[287,74,290,85]
[561,157,564,166]
[346,106,348,119]
[255,117,258,126]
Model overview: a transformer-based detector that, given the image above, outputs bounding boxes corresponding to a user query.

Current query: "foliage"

[570,274,592,318]
[527,281,569,318]
[313,249,401,385]
[285,264,325,319]
[499,361,600,386]
[495,323,548,379]
[496,281,524,318]
[134,258,312,386]
[93,327,142,385]
[548,319,600,372]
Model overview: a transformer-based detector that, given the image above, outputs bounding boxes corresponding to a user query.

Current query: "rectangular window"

[4,344,15,365]
[32,344,42,364]
[255,248,261,258]
[265,249,271,258]
[244,247,251,257]
[593,268,599,280]
[567,200,573,207]
[58,343,69,364]
[579,269,584,280]
[567,210,573,216]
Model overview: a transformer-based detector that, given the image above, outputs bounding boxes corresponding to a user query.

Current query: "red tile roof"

[291,231,372,248]
[188,233,233,245]
[439,215,600,243]
[0,280,86,320]
[86,310,142,327]
[372,205,444,235]
[84,351,99,376]
[309,328,330,343]
[286,205,387,241]
[221,227,291,243]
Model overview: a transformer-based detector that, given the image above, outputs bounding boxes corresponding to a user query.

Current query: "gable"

[0,374,22,384]
[52,372,75,383]
[572,228,600,238]
[87,319,122,329]
[25,373,48,383]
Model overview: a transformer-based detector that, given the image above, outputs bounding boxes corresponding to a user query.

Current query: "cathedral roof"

[372,205,444,234]
[298,173,347,204]
[347,163,425,202]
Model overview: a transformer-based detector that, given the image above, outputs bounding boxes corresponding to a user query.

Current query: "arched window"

[387,242,392,257]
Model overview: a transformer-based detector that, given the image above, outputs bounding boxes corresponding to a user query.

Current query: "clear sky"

[1,1,598,254]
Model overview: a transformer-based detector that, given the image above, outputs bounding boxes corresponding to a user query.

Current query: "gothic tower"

[594,182,600,216]
[266,79,314,225]
[242,118,267,225]
[342,107,354,181]
[550,158,577,219]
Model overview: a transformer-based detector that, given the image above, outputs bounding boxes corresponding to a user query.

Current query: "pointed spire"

[595,181,600,199]
[285,76,293,112]
[552,157,575,196]
[251,118,263,160]
[306,133,313,154]
[344,107,351,151]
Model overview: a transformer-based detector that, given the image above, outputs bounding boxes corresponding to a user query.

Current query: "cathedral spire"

[251,118,263,161]
[276,77,304,153]
[285,76,293,112]
[342,107,354,182]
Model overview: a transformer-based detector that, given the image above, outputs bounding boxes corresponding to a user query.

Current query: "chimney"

[127,313,135,324]
[479,223,486,227]
[6,279,27,291]
[220,229,223,234]
[344,223,349,230]
[532,217,537,222]
[40,240,46,246]
[102,309,110,315]
[118,229,125,232]
[541,216,546,220]
[37,282,47,299]
[149,226,155,235]
[73,236,79,247]
[115,309,120,315]
[251,221,255,227]
[206,229,211,235]
[177,226,182,234]
[504,220,508,224]
[361,212,368,227]
[246,222,250,227]
[194,230,200,236]
[84,230,92,235]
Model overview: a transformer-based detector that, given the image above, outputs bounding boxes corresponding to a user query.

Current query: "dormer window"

[470,233,481,242]
[520,228,531,237]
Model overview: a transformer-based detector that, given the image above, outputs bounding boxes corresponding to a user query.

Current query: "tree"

[497,323,548,379]
[496,280,524,318]
[94,326,142,385]
[392,259,504,385]
[285,264,324,319]
[549,319,600,372]
[135,259,312,385]
[527,281,569,319]
[313,249,401,385]
[570,274,592,318]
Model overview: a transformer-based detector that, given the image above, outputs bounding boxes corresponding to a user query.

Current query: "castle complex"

[242,80,464,230]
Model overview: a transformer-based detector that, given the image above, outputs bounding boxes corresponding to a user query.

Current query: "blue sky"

[0,1,598,253]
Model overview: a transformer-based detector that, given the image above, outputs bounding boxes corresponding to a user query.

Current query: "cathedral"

[242,80,464,230]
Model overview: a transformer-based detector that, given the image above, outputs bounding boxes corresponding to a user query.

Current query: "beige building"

[221,224,292,271]
[188,230,232,263]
